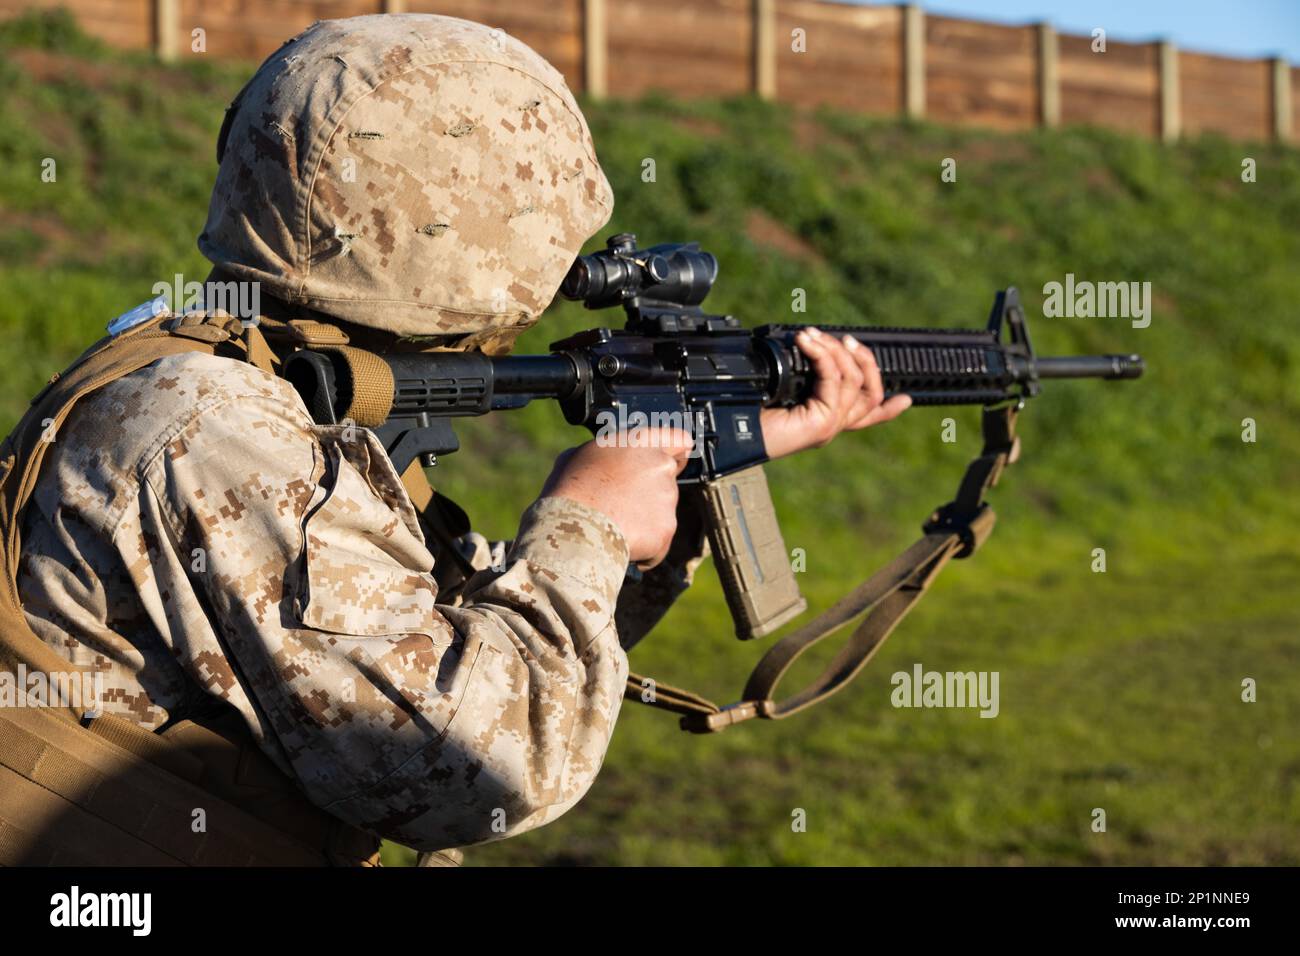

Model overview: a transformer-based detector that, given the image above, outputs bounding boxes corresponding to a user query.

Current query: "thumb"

[659,427,695,473]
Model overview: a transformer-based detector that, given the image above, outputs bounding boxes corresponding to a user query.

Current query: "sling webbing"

[626,402,1021,733]
[319,345,396,428]
[399,459,480,589]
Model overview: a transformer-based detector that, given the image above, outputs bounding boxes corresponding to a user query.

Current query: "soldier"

[0,14,907,865]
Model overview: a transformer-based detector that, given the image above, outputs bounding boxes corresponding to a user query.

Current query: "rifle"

[284,233,1144,731]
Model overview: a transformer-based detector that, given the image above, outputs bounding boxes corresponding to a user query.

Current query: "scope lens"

[646,255,671,283]
[559,256,592,300]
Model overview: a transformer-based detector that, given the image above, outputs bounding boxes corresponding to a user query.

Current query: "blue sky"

[860,0,1300,61]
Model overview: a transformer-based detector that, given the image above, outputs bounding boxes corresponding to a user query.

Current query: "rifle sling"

[626,402,1021,733]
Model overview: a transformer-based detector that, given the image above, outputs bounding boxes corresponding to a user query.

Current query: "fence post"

[1038,23,1060,127]
[584,0,608,99]
[903,3,925,119]
[754,0,776,100]
[154,0,179,62]
[1272,58,1293,142]
[1159,41,1180,142]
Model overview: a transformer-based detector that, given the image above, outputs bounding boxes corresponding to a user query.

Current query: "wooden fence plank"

[0,0,1290,144]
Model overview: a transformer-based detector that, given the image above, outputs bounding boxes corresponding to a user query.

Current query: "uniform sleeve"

[142,390,630,851]
[442,501,710,652]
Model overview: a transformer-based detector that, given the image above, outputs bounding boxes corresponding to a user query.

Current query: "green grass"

[3,11,1297,865]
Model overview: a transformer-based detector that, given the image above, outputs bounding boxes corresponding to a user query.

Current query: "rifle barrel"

[1035,354,1144,380]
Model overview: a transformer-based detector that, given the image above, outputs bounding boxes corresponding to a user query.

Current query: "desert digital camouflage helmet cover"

[200,14,614,349]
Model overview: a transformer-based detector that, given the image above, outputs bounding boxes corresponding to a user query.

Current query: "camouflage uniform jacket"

[17,350,703,850]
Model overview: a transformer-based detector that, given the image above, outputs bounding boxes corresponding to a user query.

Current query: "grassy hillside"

[2,11,1298,865]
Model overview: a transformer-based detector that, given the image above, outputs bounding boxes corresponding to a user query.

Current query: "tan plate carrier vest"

[0,309,454,866]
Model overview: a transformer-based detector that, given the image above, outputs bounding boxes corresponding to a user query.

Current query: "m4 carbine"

[284,233,1144,730]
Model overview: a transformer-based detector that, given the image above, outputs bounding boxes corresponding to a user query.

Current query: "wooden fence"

[2,0,1295,143]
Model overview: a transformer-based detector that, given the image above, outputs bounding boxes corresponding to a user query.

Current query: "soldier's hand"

[539,427,694,569]
[760,328,911,459]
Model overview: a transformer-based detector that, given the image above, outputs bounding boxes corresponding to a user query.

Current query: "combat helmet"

[200,13,613,353]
